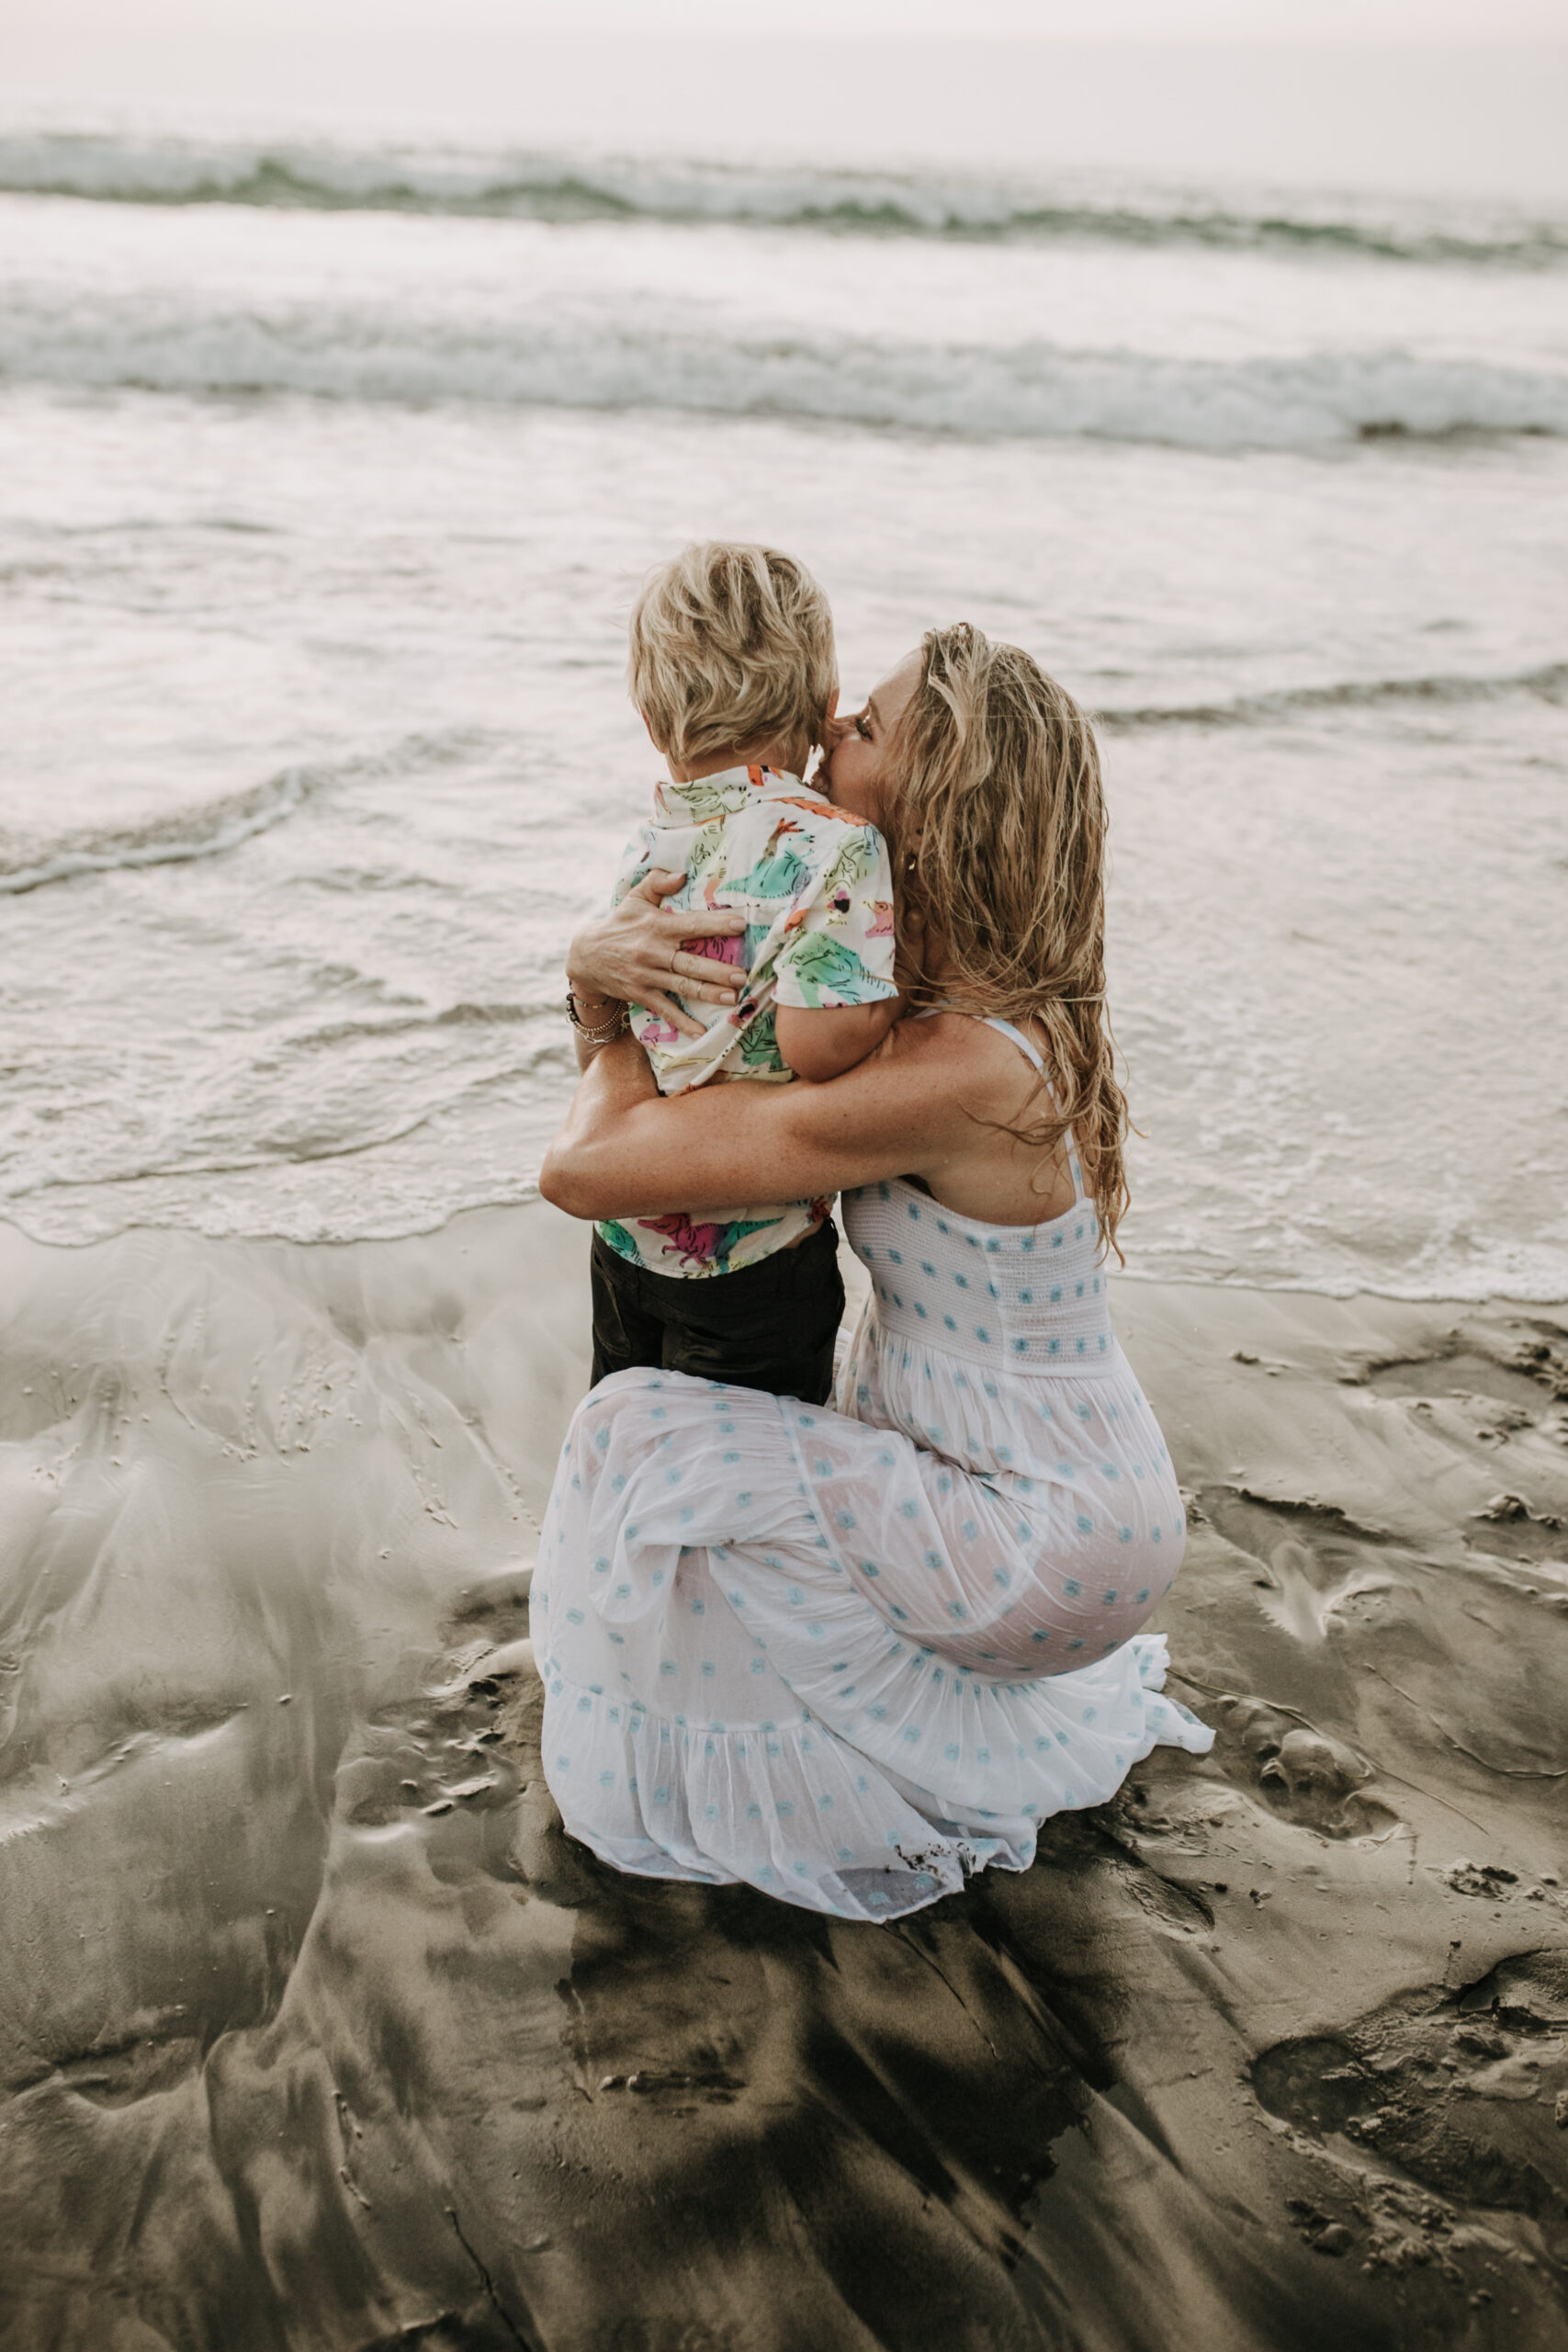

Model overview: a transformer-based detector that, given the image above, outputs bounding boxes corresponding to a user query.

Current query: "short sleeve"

[773,821,898,1011]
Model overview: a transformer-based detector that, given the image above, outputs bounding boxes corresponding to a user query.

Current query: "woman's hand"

[566,869,749,1041]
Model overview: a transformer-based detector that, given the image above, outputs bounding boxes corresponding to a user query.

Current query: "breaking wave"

[1097,659,1568,731]
[0,765,316,895]
[5,290,1566,448]
[0,732,480,895]
[5,130,1566,267]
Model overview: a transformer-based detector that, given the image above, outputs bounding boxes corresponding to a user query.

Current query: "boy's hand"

[566,869,749,1041]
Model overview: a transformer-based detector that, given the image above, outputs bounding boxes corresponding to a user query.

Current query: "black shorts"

[589,1219,845,1406]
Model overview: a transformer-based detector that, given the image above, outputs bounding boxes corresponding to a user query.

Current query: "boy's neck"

[666,739,804,785]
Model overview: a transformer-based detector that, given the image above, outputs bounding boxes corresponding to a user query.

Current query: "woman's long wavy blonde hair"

[886,623,1130,1258]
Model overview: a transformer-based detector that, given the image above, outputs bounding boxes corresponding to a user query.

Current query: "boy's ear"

[639,710,668,755]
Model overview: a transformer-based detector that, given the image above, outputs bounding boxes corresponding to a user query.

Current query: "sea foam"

[4,291,1566,449]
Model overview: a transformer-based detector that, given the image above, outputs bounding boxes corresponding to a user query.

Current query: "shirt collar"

[654,763,819,823]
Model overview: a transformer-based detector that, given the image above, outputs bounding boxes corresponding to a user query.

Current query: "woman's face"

[818,648,922,830]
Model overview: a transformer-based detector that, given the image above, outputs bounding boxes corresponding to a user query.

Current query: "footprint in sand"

[1470,1491,1568,1575]
[1252,1951,1568,2260]
[1362,1322,1568,1427]
[1207,1694,1399,1839]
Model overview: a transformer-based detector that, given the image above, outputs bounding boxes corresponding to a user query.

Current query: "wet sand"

[2,1202,1566,2351]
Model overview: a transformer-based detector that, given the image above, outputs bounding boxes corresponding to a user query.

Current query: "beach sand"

[1,1201,1565,2350]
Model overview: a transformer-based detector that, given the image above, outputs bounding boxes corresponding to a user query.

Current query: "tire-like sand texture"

[1,1204,1565,2350]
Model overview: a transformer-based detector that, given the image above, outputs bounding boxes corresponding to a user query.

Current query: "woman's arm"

[540,1021,985,1220]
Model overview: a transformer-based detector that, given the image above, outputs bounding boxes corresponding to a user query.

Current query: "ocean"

[2,39,1565,1300]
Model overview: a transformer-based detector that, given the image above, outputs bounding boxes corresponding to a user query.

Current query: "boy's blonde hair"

[628,542,837,772]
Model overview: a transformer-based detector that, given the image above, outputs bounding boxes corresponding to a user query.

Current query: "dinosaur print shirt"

[596,763,897,1279]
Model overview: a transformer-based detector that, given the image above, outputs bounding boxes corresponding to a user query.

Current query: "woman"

[534,625,1211,1921]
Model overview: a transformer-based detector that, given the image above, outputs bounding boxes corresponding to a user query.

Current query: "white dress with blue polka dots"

[531,1019,1213,1920]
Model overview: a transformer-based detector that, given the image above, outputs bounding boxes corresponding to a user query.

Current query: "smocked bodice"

[842,1175,1116,1374]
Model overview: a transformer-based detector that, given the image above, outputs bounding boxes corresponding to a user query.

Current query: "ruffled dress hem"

[538,1623,1208,1923]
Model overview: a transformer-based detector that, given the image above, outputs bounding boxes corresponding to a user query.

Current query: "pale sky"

[6,0,1563,195]
[5,0,1563,37]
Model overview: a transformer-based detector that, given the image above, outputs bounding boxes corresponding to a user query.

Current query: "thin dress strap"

[976,1013,1044,1070]
[913,1009,1085,1204]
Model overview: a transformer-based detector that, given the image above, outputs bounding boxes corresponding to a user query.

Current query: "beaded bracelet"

[566,989,629,1043]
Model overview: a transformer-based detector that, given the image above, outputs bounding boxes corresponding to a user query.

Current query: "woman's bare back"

[892,1010,1078,1229]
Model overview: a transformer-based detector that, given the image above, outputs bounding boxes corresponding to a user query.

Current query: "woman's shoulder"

[892,1008,1048,1089]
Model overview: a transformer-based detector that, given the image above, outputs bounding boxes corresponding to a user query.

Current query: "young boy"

[579,541,901,1404]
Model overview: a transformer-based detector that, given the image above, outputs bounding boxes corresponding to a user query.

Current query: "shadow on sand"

[3,1205,1567,2348]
